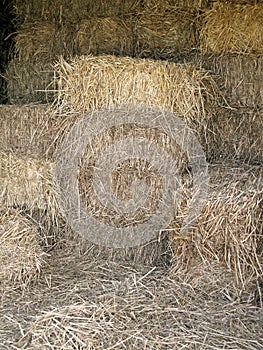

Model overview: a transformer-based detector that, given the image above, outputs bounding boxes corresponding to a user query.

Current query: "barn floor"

[0,240,262,350]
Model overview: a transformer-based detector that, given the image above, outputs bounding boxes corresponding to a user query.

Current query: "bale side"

[12,0,142,23]
[200,3,263,54]
[197,53,263,108]
[0,104,75,160]
[13,21,75,63]
[0,152,57,216]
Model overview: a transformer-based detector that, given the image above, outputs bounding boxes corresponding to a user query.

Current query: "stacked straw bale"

[53,55,219,128]
[5,21,75,104]
[75,18,135,56]
[206,107,263,163]
[0,152,57,216]
[0,209,46,289]
[142,0,210,11]
[0,104,70,160]
[5,59,54,104]
[170,162,263,286]
[197,3,263,108]
[13,21,74,63]
[200,3,263,55]
[134,7,198,60]
[198,53,263,108]
[13,0,141,23]
[0,109,262,283]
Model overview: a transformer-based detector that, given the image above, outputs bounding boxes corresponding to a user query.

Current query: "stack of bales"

[198,2,263,163]
[1,0,262,290]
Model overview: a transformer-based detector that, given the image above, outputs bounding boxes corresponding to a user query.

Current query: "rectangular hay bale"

[200,3,263,54]
[206,107,263,164]
[134,8,198,60]
[53,55,220,127]
[5,59,54,104]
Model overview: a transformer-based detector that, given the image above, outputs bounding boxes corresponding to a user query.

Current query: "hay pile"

[75,18,134,56]
[170,162,263,287]
[135,8,198,59]
[17,259,263,349]
[206,107,263,163]
[200,3,263,54]
[0,209,46,289]
[53,55,219,127]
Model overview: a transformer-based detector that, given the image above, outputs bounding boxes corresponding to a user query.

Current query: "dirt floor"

[0,236,262,350]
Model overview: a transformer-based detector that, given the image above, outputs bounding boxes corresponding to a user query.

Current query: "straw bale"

[0,209,46,289]
[0,152,58,217]
[5,59,54,104]
[12,0,78,24]
[200,3,263,54]
[0,104,70,160]
[135,8,198,59]
[206,107,263,163]
[14,21,74,63]
[170,162,263,287]
[81,0,142,17]
[198,53,263,108]
[75,17,134,56]
[142,0,210,11]
[53,55,219,127]
[12,0,141,23]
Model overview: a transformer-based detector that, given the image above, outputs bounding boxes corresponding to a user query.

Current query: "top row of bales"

[5,1,263,107]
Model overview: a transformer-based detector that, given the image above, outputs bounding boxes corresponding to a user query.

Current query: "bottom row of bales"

[0,105,262,290]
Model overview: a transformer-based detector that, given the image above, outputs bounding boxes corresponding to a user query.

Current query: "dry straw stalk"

[75,17,135,56]
[24,261,263,349]
[200,3,263,54]
[53,55,219,126]
[0,209,46,289]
